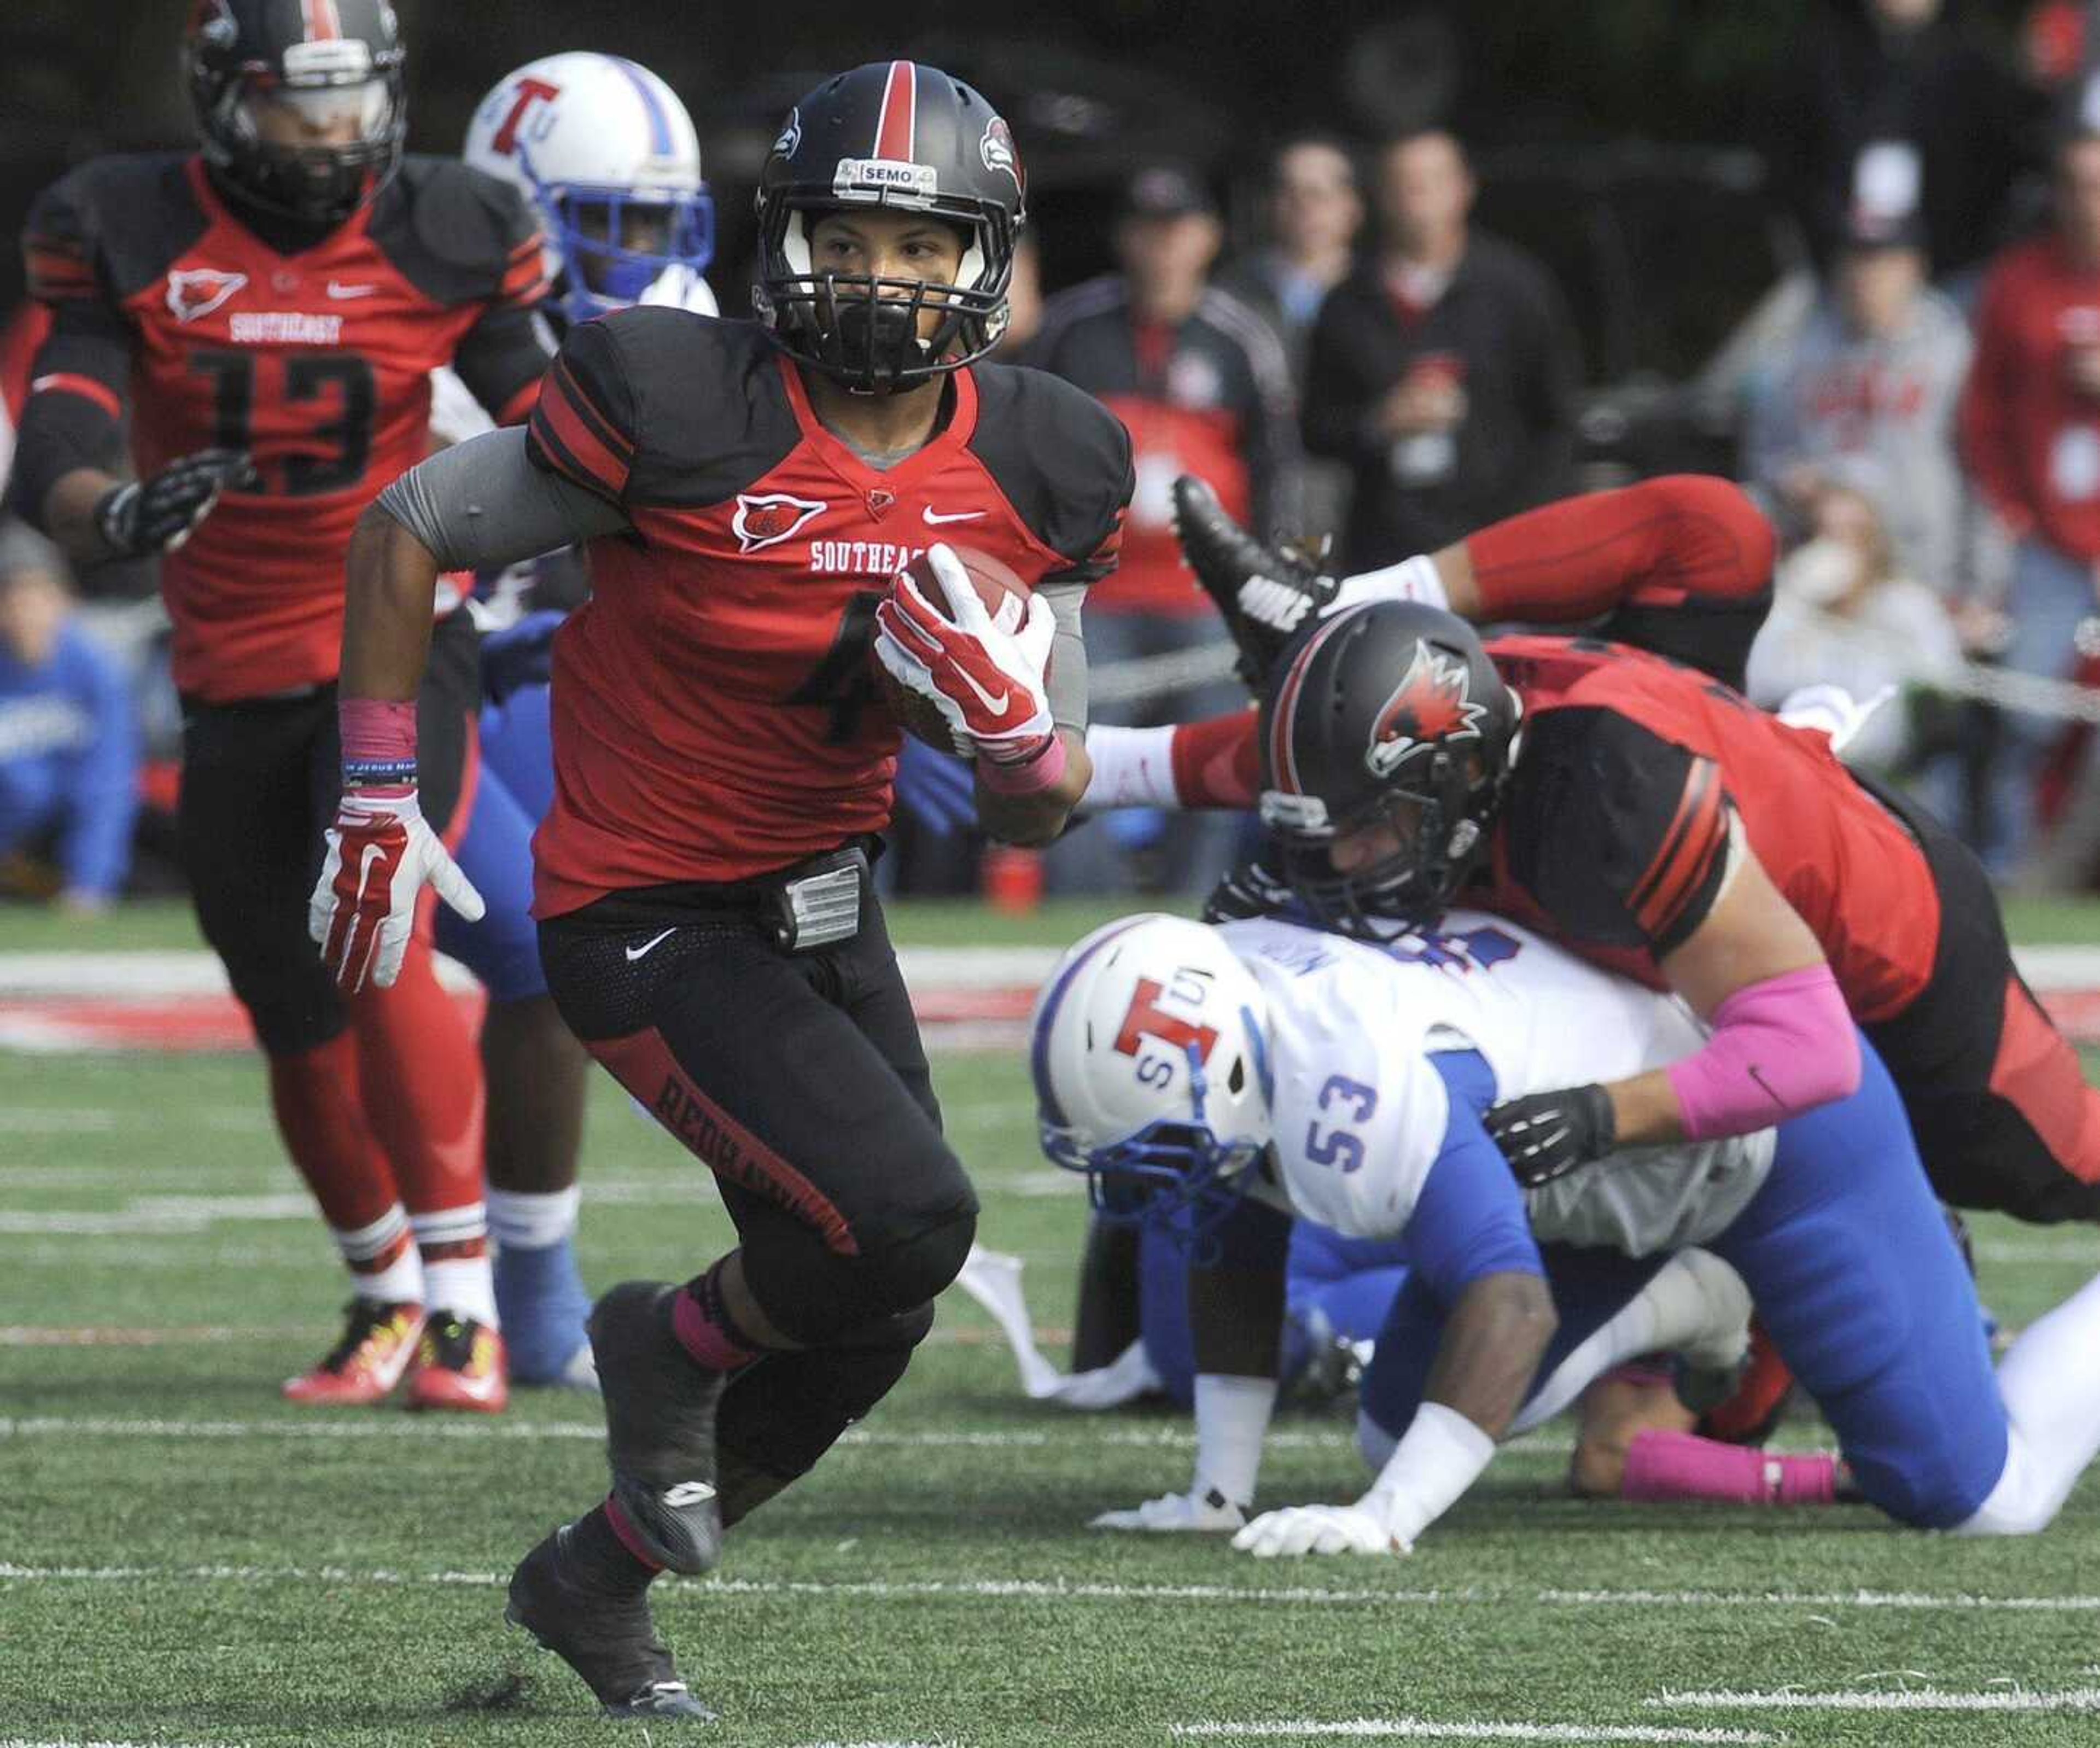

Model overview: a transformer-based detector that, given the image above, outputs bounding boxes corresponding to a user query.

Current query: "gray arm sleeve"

[374,426,629,569]
[1042,579,1089,733]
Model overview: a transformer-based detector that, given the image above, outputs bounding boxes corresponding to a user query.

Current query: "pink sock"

[670,1263,765,1373]
[1620,1430,1839,1506]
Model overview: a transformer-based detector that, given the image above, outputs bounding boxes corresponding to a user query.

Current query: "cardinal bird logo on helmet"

[1364,643,1486,778]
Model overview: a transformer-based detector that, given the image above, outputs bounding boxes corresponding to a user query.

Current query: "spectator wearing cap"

[1301,129,1580,572]
[1032,162,1300,896]
[1218,136,1365,547]
[1960,127,2100,867]
[0,521,139,912]
[1744,200,1977,597]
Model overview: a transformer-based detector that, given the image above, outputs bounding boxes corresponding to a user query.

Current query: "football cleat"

[405,1314,509,1413]
[1171,474,1338,686]
[282,1299,425,1406]
[506,1523,716,1720]
[591,1282,728,1575]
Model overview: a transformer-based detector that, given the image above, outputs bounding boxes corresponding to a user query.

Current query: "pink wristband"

[339,697,418,789]
[978,732,1068,796]
[1664,963,1859,1141]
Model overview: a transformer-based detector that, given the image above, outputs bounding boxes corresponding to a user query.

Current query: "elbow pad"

[1664,963,1860,1141]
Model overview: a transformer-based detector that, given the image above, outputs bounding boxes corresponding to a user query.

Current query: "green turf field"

[4,904,2100,1745]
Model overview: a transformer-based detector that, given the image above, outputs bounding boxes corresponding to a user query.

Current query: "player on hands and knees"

[315,60,1131,1719]
[10,0,553,1411]
[1036,911,2100,1550]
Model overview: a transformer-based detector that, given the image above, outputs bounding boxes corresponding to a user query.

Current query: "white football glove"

[1230,1499,1411,1559]
[308,788,484,992]
[1090,1488,1248,1534]
[873,545,1057,767]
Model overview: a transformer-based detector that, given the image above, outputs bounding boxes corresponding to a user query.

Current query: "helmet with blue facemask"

[464,52,716,327]
[1031,914,1275,1246]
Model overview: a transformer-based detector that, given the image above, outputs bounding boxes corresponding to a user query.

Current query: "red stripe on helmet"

[1265,614,1350,797]
[874,60,917,160]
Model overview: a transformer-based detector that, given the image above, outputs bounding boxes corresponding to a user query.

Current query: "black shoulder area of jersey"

[369,156,541,306]
[969,362,1135,567]
[1503,703,1729,956]
[605,311,801,506]
[28,154,207,304]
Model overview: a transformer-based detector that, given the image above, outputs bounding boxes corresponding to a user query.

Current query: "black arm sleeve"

[9,174,133,526]
[1506,707,1734,958]
[453,302,555,426]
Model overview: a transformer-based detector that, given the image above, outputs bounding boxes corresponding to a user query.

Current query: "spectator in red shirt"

[1959,127,2100,866]
[1034,165,1299,894]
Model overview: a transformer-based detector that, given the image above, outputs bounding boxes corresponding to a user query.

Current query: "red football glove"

[873,545,1057,768]
[307,787,485,992]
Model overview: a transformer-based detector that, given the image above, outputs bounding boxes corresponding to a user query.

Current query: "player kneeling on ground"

[1032,913,2100,1552]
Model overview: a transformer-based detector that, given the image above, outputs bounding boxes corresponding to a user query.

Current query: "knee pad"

[856,1199,977,1318]
[1356,1407,1398,1473]
[716,1306,936,1484]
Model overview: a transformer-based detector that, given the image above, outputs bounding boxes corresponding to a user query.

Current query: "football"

[876,545,1034,754]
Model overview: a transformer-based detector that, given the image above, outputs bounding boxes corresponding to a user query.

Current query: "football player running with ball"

[314,61,1131,1718]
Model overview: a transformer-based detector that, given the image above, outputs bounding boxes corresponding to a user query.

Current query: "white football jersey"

[1220,912,1774,1256]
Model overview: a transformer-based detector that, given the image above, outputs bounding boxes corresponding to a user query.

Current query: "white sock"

[1508,1250,1748,1437]
[334,1204,422,1305]
[1080,724,1184,811]
[422,1256,499,1328]
[1193,1373,1277,1506]
[1329,553,1448,615]
[1958,1269,2100,1535]
[411,1203,498,1327]
[487,1185,582,1251]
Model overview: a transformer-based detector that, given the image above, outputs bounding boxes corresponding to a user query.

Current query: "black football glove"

[94,448,255,558]
[1202,855,1297,923]
[1170,474,1337,687]
[1485,1083,1618,1188]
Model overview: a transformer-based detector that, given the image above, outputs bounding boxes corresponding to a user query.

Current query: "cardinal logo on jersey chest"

[166,268,248,324]
[1364,644,1486,778]
[732,492,828,553]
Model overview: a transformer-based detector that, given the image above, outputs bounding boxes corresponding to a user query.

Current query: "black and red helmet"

[185,0,407,225]
[1258,602,1522,933]
[754,60,1026,393]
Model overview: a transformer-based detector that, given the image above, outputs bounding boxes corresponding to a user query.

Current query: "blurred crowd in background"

[15,0,2100,911]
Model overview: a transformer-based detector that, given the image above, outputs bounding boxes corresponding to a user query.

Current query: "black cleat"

[590,1281,728,1575]
[506,1523,716,1721]
[1171,474,1338,686]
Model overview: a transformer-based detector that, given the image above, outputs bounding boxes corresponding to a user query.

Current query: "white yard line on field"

[0,1412,1390,1454]
[0,1558,2093,1620]
[1172,1723,1777,1745]
[1651,1687,2100,1714]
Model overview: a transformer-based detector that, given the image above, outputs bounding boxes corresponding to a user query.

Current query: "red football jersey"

[22,154,547,701]
[1479,635,1942,1023]
[522,311,1133,914]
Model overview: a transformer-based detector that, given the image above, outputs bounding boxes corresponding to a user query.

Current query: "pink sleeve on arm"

[1663,963,1860,1141]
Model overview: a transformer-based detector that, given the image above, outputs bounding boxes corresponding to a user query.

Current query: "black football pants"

[177,612,477,1055]
[538,863,979,1345]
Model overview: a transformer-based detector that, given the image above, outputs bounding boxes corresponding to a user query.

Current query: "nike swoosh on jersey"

[625,927,678,962]
[923,507,987,525]
[326,282,380,300]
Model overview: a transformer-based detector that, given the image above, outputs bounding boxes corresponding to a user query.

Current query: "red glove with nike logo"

[307,701,484,992]
[873,546,1063,790]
